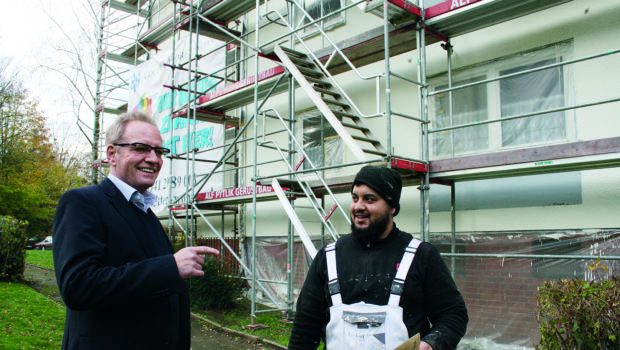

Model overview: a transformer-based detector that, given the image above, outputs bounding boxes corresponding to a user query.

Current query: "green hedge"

[0,216,29,282]
[188,256,246,310]
[536,275,619,349]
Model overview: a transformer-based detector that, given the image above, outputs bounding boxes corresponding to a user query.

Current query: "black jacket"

[289,226,468,350]
[53,178,190,349]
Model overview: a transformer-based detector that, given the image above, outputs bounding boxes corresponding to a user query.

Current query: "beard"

[350,208,391,245]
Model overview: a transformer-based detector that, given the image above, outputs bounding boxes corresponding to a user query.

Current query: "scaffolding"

[95,0,620,346]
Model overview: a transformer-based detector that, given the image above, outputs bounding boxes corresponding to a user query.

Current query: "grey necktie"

[130,192,145,212]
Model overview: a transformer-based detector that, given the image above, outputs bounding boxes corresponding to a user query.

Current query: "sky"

[0,0,94,151]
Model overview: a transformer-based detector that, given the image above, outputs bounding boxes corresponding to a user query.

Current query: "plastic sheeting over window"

[432,229,619,348]
[297,0,345,34]
[500,59,566,147]
[430,41,572,160]
[302,112,344,170]
[432,76,489,157]
[246,238,313,308]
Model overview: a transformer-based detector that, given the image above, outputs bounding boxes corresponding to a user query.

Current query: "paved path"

[191,316,279,350]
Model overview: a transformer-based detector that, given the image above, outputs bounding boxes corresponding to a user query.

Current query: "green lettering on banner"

[158,92,172,113]
[160,115,171,133]
[173,117,186,130]
[178,91,188,105]
[194,130,203,149]
[167,135,180,154]
[202,127,213,148]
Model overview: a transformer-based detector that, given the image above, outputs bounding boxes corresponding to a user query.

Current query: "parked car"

[25,236,44,250]
[34,236,53,250]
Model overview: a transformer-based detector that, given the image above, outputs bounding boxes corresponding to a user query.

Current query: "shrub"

[188,256,246,310]
[0,216,29,282]
[536,276,619,349]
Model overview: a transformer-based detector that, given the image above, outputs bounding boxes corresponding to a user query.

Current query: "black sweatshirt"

[289,226,468,350]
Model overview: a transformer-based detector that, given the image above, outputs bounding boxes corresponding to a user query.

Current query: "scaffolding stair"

[274,173,340,236]
[271,171,343,258]
[273,44,387,162]
[254,111,350,258]
[272,180,318,258]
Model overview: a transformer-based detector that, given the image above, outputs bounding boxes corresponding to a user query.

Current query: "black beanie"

[351,165,402,216]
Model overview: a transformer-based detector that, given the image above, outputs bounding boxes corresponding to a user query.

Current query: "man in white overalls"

[289,166,468,350]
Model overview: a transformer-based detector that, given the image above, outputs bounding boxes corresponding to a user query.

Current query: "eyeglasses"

[114,142,171,157]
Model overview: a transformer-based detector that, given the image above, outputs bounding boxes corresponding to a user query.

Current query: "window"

[432,76,488,157]
[296,0,345,35]
[300,111,344,170]
[147,0,173,30]
[500,59,566,146]
[430,42,573,159]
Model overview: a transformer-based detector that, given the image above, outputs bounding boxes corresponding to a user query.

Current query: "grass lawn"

[0,282,64,349]
[1,250,64,349]
[12,250,295,348]
[25,250,55,269]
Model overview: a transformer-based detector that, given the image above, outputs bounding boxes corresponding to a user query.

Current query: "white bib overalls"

[325,238,422,350]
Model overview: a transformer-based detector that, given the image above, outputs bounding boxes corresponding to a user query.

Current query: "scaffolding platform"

[158,205,238,219]
[198,0,264,25]
[118,0,260,59]
[122,14,181,57]
[358,0,422,25]
[430,137,620,181]
[172,107,240,127]
[425,0,571,37]
[177,16,242,43]
[197,66,288,113]
[194,183,292,207]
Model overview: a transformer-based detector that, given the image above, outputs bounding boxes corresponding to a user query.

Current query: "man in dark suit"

[53,111,218,349]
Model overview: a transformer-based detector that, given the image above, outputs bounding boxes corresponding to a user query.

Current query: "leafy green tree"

[0,68,87,238]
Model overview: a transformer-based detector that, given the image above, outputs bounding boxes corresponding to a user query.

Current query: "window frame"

[297,109,345,174]
[295,0,346,38]
[429,41,575,159]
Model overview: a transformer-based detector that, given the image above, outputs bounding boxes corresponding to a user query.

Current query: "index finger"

[195,246,220,256]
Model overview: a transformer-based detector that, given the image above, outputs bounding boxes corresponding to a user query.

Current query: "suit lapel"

[100,178,159,257]
[146,209,175,252]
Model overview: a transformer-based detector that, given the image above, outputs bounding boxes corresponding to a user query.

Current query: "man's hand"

[419,341,433,350]
[174,246,219,279]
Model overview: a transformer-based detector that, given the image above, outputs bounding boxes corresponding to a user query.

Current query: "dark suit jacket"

[53,178,190,350]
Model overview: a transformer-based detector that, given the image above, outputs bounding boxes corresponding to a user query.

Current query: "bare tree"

[37,0,101,184]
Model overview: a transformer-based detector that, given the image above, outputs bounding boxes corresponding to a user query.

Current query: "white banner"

[128,36,226,213]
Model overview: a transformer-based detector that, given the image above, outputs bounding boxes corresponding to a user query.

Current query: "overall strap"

[325,243,342,306]
[388,238,422,306]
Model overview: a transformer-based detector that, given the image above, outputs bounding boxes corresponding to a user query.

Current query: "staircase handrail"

[263,1,381,118]
[258,138,342,242]
[261,108,351,225]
